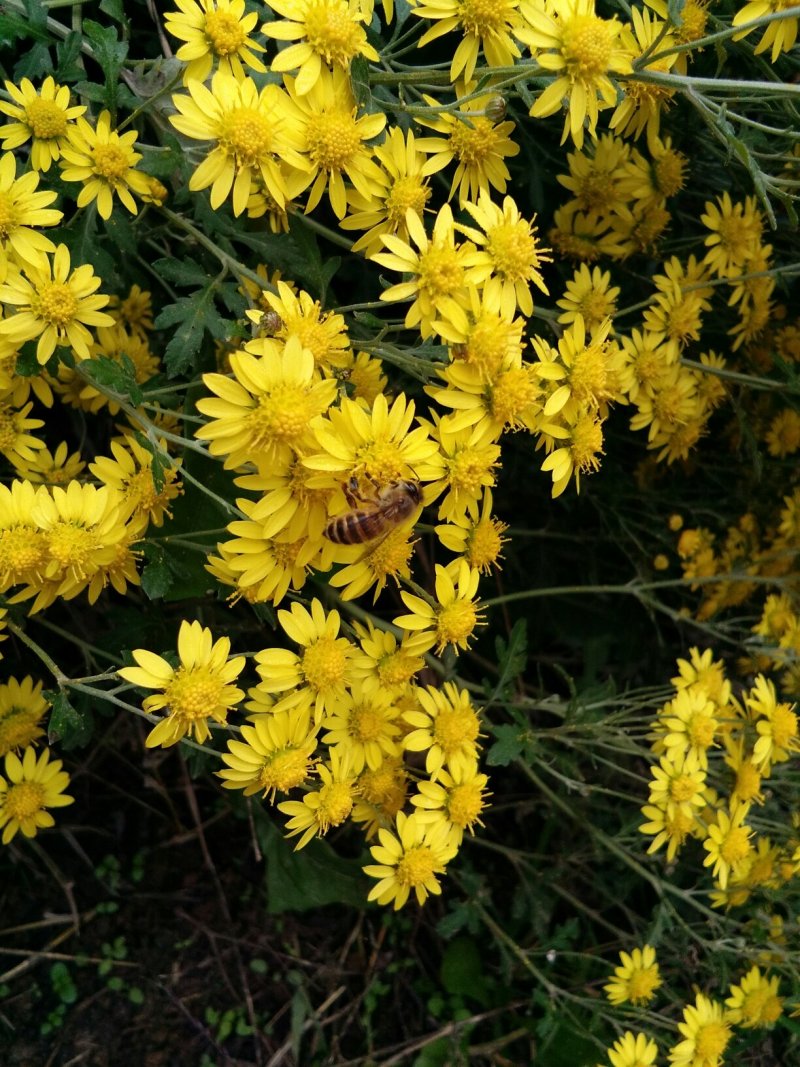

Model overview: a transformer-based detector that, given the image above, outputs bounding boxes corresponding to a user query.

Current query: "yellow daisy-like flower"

[351,621,429,696]
[402,680,482,778]
[353,756,408,838]
[396,560,484,654]
[531,315,621,420]
[725,966,783,1028]
[218,707,318,800]
[0,245,115,364]
[647,750,707,821]
[656,684,719,768]
[429,356,540,437]
[459,192,551,318]
[668,993,731,1067]
[556,263,619,332]
[59,111,152,220]
[411,0,523,81]
[118,620,246,748]
[264,0,379,95]
[164,0,267,84]
[13,441,86,486]
[425,417,501,521]
[411,761,490,846]
[169,70,309,215]
[247,280,350,371]
[0,151,62,278]
[447,284,526,374]
[323,687,403,773]
[0,76,86,172]
[733,0,799,61]
[603,944,662,1007]
[517,0,633,149]
[341,127,433,258]
[416,93,520,206]
[0,479,49,593]
[700,192,764,280]
[285,66,386,219]
[765,408,800,458]
[253,598,358,723]
[537,406,605,498]
[89,435,182,527]
[745,674,799,772]
[639,800,694,861]
[0,745,74,843]
[235,455,334,542]
[277,748,357,849]
[363,810,458,909]
[604,1031,658,1067]
[435,487,508,573]
[703,802,754,890]
[609,8,680,148]
[0,398,46,471]
[671,647,731,707]
[371,205,476,341]
[196,336,338,472]
[0,676,49,756]
[328,524,421,603]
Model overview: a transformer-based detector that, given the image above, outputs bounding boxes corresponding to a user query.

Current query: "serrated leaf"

[0,14,45,44]
[83,20,128,112]
[154,257,211,288]
[55,32,85,82]
[71,80,110,105]
[100,0,127,24]
[79,355,143,407]
[47,692,93,750]
[495,618,528,690]
[155,288,229,377]
[486,723,524,766]
[102,211,137,256]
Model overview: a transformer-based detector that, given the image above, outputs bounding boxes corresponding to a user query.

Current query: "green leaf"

[440,938,489,1003]
[82,20,128,112]
[258,817,366,913]
[156,288,230,377]
[153,257,211,288]
[100,0,128,24]
[350,55,372,110]
[139,544,174,600]
[79,354,143,407]
[47,692,93,750]
[55,32,85,82]
[486,723,524,766]
[494,618,528,693]
[15,42,52,80]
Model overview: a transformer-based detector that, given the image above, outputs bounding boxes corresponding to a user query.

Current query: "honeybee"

[324,477,422,545]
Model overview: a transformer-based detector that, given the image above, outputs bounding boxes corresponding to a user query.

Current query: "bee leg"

[344,476,362,508]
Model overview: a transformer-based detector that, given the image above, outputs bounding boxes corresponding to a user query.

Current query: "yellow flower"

[396,560,484,654]
[428,355,540,436]
[164,0,267,84]
[285,66,386,219]
[671,647,730,706]
[725,966,783,1028]
[411,761,490,847]
[556,263,619,332]
[703,802,754,889]
[647,751,707,821]
[402,679,483,777]
[371,204,476,341]
[0,397,46,470]
[118,619,246,748]
[733,0,799,61]
[518,0,633,148]
[351,621,429,696]
[609,8,680,148]
[340,127,433,257]
[459,192,551,318]
[247,280,350,371]
[411,0,523,81]
[264,0,379,94]
[0,151,62,278]
[668,993,731,1067]
[604,944,662,1006]
[0,76,86,172]
[363,810,457,908]
[745,674,799,772]
[13,441,86,486]
[253,598,358,723]
[278,748,357,849]
[0,677,49,756]
[0,479,50,595]
[323,686,403,773]
[532,315,621,420]
[218,707,318,800]
[656,686,719,767]
[538,406,605,498]
[604,1031,658,1067]
[170,70,309,214]
[0,745,74,843]
[416,93,520,206]
[196,336,338,472]
[89,435,182,527]
[425,416,501,521]
[353,756,408,838]
[0,245,115,364]
[59,111,152,219]
[701,192,765,279]
[639,800,694,861]
[435,487,508,573]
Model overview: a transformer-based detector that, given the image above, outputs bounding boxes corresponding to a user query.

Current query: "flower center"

[562,15,613,78]
[457,0,510,36]
[720,825,752,866]
[569,343,610,406]
[205,10,246,55]
[0,193,19,239]
[396,844,441,887]
[670,772,700,804]
[350,700,388,744]
[301,636,348,692]
[655,152,686,197]
[262,748,312,795]
[462,316,512,375]
[490,367,538,426]
[304,1,364,64]
[688,710,716,748]
[385,176,431,226]
[418,244,465,297]
[694,1021,731,1060]
[432,705,479,758]
[448,448,494,493]
[449,117,501,164]
[436,600,478,648]
[250,387,315,446]
[222,108,275,167]
[306,110,361,171]
[36,282,78,327]
[735,762,761,801]
[378,652,419,689]
[486,222,536,281]
[627,967,660,1003]
[364,527,415,578]
[165,668,225,721]
[771,703,797,747]
[92,143,129,182]
[447,782,484,828]
[46,524,96,576]
[0,528,48,582]
[318,780,354,828]
[3,780,46,820]
[570,412,604,472]
[467,519,504,570]
[25,99,68,139]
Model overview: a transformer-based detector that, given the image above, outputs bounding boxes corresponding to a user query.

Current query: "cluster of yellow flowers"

[599,944,783,1066]
[639,648,800,909]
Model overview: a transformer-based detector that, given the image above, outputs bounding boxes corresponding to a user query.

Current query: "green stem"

[6,621,67,685]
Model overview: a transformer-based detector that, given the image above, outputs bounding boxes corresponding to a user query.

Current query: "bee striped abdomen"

[324,508,387,544]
